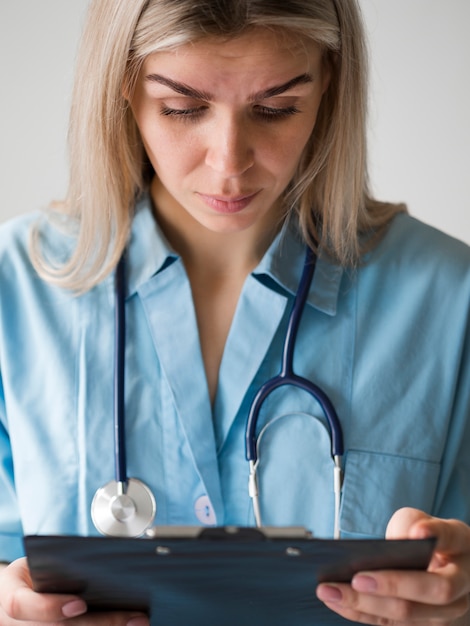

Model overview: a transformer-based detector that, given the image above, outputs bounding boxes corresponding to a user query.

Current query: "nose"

[205,114,254,177]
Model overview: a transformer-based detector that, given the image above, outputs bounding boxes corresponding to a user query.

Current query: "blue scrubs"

[0,194,469,563]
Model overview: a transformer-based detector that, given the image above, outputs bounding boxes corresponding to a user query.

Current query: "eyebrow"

[145,74,212,100]
[144,72,313,101]
[254,73,313,100]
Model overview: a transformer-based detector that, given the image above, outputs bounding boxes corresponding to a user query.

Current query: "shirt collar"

[126,194,177,296]
[126,193,343,316]
[254,220,343,316]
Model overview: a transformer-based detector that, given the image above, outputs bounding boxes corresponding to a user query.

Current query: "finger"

[66,612,149,626]
[386,508,470,559]
[351,563,470,606]
[0,560,150,626]
[409,517,470,558]
[386,507,432,540]
[386,510,470,596]
[0,558,87,622]
[317,581,469,625]
[0,606,149,626]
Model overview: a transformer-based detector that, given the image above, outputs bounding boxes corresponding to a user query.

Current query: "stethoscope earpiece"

[91,478,156,537]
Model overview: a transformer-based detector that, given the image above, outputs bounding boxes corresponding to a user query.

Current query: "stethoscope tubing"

[245,246,344,463]
[91,253,156,537]
[114,254,127,486]
[246,374,343,460]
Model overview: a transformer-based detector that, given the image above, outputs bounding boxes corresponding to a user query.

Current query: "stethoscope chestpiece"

[91,478,156,537]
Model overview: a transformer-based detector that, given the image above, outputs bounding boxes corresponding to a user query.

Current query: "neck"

[149,178,284,404]
[150,178,282,277]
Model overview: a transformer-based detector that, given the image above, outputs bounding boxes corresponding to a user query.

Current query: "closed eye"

[159,104,301,123]
[253,105,301,121]
[160,105,208,120]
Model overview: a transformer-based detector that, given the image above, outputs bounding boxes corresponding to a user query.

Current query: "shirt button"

[194,495,216,525]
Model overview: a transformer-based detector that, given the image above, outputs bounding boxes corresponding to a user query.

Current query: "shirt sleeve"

[0,371,24,561]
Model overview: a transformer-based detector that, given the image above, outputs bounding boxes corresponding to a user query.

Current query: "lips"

[196,191,260,214]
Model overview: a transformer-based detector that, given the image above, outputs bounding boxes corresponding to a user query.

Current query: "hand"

[0,557,149,625]
[316,507,470,625]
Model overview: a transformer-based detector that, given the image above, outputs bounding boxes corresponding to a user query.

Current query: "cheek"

[139,122,193,170]
[131,102,192,170]
[266,126,314,175]
[145,135,204,185]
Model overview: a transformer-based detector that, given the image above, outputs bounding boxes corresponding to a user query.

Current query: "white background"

[1,1,469,244]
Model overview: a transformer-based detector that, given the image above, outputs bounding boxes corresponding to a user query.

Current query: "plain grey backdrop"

[1,1,469,244]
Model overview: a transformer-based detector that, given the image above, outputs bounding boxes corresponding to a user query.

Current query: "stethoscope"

[91,254,157,537]
[91,246,344,538]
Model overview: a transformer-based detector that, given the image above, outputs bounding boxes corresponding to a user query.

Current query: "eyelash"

[159,105,300,123]
[255,105,301,121]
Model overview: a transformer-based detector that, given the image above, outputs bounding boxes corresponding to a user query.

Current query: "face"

[129,29,329,240]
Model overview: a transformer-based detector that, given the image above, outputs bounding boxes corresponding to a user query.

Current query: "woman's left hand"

[316,507,470,625]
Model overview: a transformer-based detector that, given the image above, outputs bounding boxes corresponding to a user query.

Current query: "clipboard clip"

[145,525,313,541]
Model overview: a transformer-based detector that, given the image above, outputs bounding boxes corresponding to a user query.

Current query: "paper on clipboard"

[25,527,436,626]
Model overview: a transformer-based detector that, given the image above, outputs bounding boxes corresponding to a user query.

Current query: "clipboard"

[25,527,436,626]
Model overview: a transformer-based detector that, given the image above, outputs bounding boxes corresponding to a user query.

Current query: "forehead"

[141,28,323,76]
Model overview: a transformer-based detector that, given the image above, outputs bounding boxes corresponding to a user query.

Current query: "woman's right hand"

[0,558,149,625]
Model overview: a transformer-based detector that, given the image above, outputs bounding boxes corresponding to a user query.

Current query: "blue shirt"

[0,194,469,563]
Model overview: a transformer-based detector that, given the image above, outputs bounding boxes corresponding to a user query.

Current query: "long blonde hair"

[32,0,405,292]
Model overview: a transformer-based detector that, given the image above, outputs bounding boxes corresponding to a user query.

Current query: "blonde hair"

[32,0,405,291]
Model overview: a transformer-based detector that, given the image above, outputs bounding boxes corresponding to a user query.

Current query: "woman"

[0,0,469,624]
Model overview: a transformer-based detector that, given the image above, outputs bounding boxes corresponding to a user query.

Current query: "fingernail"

[62,599,87,617]
[317,584,343,603]
[352,574,378,592]
[127,617,149,626]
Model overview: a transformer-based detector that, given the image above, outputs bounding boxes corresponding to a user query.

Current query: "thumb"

[387,508,470,560]
[0,558,87,622]
[386,507,432,540]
